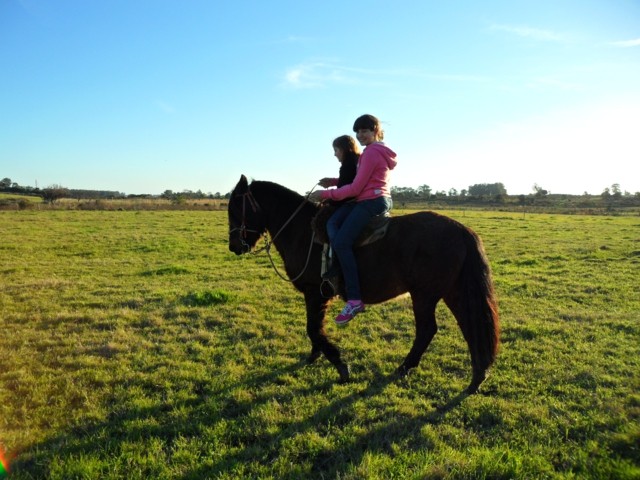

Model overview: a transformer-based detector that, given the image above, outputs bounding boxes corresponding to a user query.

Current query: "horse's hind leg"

[303,288,350,382]
[396,294,438,377]
[443,294,489,394]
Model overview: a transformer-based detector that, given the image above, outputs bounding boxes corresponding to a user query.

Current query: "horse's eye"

[228,209,240,223]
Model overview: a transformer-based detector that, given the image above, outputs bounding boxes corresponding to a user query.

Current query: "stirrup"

[320,278,336,298]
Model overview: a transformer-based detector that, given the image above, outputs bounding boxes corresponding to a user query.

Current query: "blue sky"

[1,0,639,196]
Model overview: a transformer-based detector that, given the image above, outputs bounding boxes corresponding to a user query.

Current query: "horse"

[227,175,500,393]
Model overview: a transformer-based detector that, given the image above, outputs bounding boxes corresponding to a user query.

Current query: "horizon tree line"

[1,177,638,205]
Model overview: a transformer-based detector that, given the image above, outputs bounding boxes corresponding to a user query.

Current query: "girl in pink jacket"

[311,114,397,325]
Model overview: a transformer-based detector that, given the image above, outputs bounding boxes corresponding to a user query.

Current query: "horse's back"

[357,210,472,302]
[387,211,472,250]
[392,210,466,229]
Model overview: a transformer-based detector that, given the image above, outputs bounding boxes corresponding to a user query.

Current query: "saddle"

[312,204,391,298]
[311,204,391,247]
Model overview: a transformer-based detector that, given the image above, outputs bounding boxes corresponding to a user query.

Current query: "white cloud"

[283,63,329,88]
[526,76,586,92]
[282,62,489,89]
[490,24,567,42]
[270,35,317,45]
[155,100,175,114]
[282,61,384,89]
[609,38,640,48]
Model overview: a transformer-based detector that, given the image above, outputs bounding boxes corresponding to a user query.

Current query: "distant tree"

[390,186,417,201]
[0,177,11,189]
[41,185,70,204]
[601,187,611,199]
[161,190,174,200]
[533,184,548,197]
[417,184,432,198]
[468,183,507,197]
[495,183,507,195]
[448,188,458,197]
[611,183,622,199]
[69,189,124,199]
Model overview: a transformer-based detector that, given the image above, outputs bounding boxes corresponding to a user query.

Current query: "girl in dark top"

[316,135,359,292]
[319,135,359,194]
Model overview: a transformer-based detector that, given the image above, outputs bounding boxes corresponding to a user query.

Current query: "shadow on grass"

[10,357,470,479]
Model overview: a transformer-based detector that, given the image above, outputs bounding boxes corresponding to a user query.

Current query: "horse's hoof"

[394,364,410,379]
[465,380,488,395]
[307,350,321,364]
[337,364,350,383]
[466,371,488,394]
[465,383,480,395]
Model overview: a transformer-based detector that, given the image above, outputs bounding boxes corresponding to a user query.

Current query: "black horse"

[228,175,499,393]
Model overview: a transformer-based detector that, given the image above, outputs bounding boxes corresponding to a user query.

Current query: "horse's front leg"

[303,288,350,383]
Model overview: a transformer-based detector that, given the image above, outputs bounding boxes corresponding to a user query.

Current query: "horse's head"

[228,175,266,255]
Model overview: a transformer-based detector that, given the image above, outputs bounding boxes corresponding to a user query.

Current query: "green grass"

[0,193,43,208]
[0,193,41,200]
[1,210,638,479]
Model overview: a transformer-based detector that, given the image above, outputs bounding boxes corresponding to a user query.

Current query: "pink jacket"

[320,142,397,202]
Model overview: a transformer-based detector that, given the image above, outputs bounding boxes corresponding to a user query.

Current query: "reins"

[234,183,320,283]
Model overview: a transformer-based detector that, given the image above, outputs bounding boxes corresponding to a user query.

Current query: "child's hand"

[308,191,323,203]
[318,178,333,188]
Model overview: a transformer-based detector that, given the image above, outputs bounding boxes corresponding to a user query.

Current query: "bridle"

[229,183,319,283]
[229,189,262,252]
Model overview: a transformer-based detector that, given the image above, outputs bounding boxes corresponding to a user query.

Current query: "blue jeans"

[326,196,392,300]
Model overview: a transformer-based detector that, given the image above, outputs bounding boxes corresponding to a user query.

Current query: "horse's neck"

[267,201,310,239]
[256,188,314,252]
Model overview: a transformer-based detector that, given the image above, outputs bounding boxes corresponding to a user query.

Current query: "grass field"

[0,193,230,211]
[0,209,638,479]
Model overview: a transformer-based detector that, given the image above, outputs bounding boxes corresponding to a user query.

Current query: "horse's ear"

[236,174,249,194]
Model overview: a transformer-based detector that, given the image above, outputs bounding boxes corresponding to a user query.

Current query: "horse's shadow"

[187,358,471,478]
[11,357,469,479]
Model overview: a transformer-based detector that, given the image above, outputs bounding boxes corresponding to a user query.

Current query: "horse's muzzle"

[229,244,243,255]
[229,241,250,255]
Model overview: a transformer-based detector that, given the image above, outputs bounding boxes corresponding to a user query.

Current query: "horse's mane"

[250,180,304,203]
[247,180,321,234]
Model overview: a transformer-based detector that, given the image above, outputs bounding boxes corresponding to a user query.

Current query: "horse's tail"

[456,228,500,391]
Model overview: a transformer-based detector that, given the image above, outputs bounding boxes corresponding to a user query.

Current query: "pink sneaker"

[335,300,365,326]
